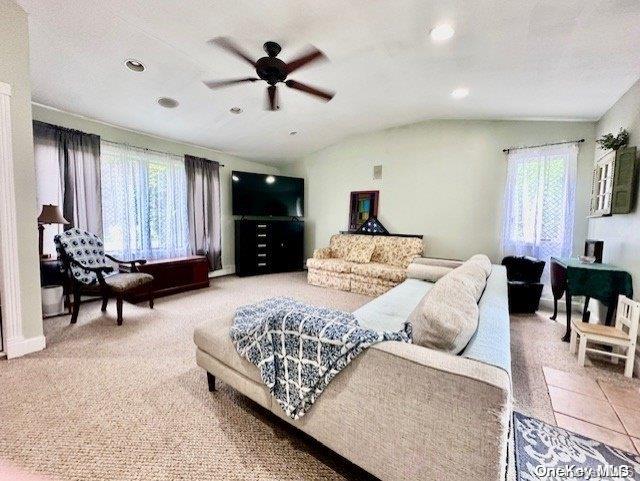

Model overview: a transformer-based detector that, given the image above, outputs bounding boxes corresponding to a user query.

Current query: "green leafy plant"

[596,128,630,150]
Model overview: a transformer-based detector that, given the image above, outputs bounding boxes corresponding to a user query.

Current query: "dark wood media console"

[123,255,210,303]
[235,219,304,277]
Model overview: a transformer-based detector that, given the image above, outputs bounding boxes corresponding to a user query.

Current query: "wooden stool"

[570,295,639,378]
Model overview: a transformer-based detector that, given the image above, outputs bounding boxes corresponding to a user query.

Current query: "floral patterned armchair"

[54,228,154,325]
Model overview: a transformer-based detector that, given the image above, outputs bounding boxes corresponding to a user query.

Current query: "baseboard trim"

[539,296,589,315]
[6,335,46,359]
[209,265,235,278]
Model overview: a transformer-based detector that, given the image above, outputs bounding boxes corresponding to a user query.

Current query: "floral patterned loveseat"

[307,234,424,296]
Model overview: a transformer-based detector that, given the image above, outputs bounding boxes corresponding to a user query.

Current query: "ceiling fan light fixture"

[157,97,179,108]
[430,24,455,42]
[125,59,145,72]
[205,37,335,111]
[229,107,243,114]
[451,87,469,99]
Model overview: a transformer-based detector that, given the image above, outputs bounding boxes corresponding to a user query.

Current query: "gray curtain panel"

[185,155,222,271]
[33,121,102,237]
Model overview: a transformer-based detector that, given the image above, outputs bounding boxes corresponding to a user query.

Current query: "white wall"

[588,79,640,376]
[588,79,640,294]
[32,104,280,274]
[0,0,43,342]
[284,119,596,263]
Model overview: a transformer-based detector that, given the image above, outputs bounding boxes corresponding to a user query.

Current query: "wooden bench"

[123,255,210,303]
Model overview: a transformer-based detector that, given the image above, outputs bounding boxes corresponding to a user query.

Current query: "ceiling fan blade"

[266,85,279,111]
[285,46,327,74]
[285,79,334,102]
[208,37,257,66]
[203,78,259,89]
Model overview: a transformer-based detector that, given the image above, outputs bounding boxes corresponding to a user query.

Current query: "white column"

[0,81,36,359]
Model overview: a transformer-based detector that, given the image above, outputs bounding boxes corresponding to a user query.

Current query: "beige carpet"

[1,272,639,480]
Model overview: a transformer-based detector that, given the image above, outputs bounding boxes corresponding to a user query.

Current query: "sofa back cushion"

[371,236,424,268]
[329,234,372,259]
[345,242,376,263]
[411,254,491,354]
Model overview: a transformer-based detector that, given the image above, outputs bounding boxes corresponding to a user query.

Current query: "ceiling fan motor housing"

[256,57,287,85]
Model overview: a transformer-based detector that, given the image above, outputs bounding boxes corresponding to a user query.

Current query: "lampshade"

[37,204,69,225]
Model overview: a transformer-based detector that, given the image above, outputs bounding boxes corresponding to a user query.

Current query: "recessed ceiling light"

[157,97,179,108]
[230,107,243,114]
[125,59,145,72]
[451,87,469,99]
[430,24,455,42]
[265,175,276,184]
[289,131,298,136]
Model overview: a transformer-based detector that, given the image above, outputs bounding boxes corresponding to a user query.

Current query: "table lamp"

[37,204,69,259]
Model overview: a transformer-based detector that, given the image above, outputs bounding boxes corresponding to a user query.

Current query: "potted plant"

[596,128,630,151]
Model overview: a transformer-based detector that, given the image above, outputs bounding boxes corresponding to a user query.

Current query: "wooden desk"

[550,257,633,342]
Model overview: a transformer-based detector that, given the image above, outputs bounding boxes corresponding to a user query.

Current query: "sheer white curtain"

[100,141,189,260]
[501,143,579,278]
[34,126,64,257]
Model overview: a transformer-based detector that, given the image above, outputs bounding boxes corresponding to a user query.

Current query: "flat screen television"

[232,171,304,217]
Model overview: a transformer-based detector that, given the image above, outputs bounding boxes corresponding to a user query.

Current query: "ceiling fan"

[203,37,335,111]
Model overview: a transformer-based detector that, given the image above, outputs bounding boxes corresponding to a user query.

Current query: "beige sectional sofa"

[194,259,512,480]
[307,233,424,296]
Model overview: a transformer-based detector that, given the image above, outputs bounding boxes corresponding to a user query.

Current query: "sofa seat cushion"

[306,258,353,273]
[350,274,397,287]
[351,262,406,282]
[194,317,262,384]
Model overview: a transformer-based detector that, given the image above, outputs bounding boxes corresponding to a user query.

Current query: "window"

[501,143,579,278]
[100,141,189,260]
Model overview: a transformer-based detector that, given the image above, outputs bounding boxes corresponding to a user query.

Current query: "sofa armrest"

[411,256,463,268]
[272,341,511,481]
[313,247,333,259]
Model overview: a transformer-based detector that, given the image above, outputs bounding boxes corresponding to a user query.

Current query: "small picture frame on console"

[349,190,379,232]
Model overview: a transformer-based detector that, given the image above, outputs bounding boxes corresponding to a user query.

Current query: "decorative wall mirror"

[589,150,615,217]
[348,191,379,232]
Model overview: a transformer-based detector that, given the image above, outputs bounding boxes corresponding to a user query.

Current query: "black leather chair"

[501,256,546,313]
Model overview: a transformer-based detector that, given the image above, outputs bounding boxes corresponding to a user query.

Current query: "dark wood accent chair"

[54,228,154,326]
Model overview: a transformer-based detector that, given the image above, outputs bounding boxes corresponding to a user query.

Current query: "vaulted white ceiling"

[19,0,640,163]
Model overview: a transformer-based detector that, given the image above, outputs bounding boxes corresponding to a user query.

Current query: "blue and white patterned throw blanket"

[230,297,410,419]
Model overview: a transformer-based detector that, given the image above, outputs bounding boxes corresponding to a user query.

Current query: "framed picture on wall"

[349,191,379,231]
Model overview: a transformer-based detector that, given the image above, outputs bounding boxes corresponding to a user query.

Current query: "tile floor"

[543,366,640,453]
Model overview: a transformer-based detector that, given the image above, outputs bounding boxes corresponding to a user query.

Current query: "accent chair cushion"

[345,243,375,263]
[411,254,491,354]
[105,273,154,293]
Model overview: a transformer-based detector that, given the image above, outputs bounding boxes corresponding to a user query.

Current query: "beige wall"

[32,104,280,273]
[284,119,596,263]
[588,79,640,297]
[0,0,43,340]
